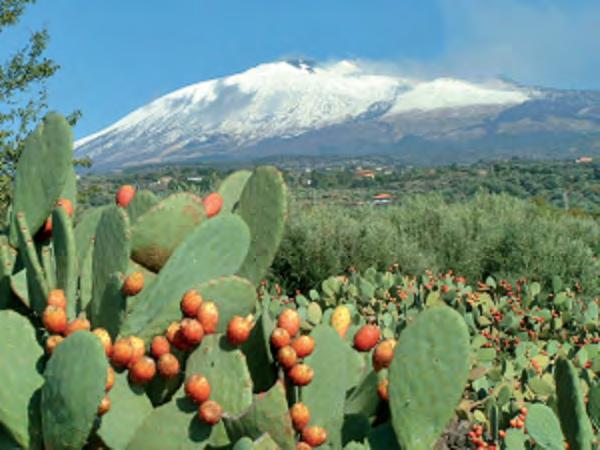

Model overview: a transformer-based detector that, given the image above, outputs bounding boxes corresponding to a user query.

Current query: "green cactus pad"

[10,269,29,307]
[223,381,296,450]
[126,190,159,224]
[98,372,153,450]
[120,214,250,339]
[366,422,401,450]
[41,331,109,450]
[91,206,131,318]
[40,242,56,290]
[237,166,287,285]
[218,169,252,213]
[15,212,48,313]
[92,272,127,338]
[9,112,73,245]
[525,404,564,450]
[344,370,380,417]
[241,306,278,392]
[554,357,594,450]
[302,324,350,450]
[588,383,600,429]
[60,165,78,213]
[186,334,254,448]
[0,236,18,309]
[125,391,211,450]
[0,311,44,449]
[52,207,78,320]
[253,433,279,450]
[388,306,470,450]
[74,206,108,267]
[131,193,206,272]
[79,244,94,313]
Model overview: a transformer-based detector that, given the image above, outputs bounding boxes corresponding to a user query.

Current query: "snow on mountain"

[74,59,538,168]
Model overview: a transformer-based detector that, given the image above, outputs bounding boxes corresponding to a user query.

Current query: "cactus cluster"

[1,112,598,450]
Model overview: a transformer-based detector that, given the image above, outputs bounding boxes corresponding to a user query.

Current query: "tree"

[0,0,83,210]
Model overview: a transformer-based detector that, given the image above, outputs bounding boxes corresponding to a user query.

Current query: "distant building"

[372,193,392,206]
[576,156,593,164]
[356,169,375,179]
[186,176,204,182]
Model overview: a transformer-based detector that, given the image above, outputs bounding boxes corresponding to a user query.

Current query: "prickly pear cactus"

[525,404,564,450]
[388,305,470,450]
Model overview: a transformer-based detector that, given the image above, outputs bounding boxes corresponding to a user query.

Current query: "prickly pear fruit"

[290,402,311,432]
[106,366,115,392]
[203,192,223,218]
[278,308,301,338]
[271,327,291,349]
[372,338,396,370]
[127,336,146,366]
[65,316,91,336]
[227,315,252,345]
[288,363,314,386]
[45,335,64,354]
[296,443,312,450]
[292,335,315,358]
[157,353,180,378]
[377,378,389,401]
[199,400,222,425]
[98,396,111,416]
[181,289,203,318]
[302,426,327,447]
[116,185,136,207]
[277,345,298,370]
[111,338,134,367]
[331,305,351,337]
[92,328,113,356]
[43,305,67,334]
[180,318,204,346]
[197,301,219,334]
[185,374,211,404]
[47,289,67,309]
[56,198,74,217]
[129,356,157,384]
[39,216,53,240]
[354,324,380,351]
[166,321,192,351]
[150,335,171,359]
[122,272,144,296]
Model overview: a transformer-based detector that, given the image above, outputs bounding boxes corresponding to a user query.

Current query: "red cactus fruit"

[43,306,67,335]
[290,402,311,432]
[106,366,115,392]
[197,301,219,334]
[116,185,136,208]
[65,316,91,336]
[291,335,315,358]
[296,443,312,450]
[277,309,301,338]
[56,198,74,217]
[98,396,111,416]
[122,272,144,296]
[185,374,211,404]
[181,289,203,317]
[198,400,222,425]
[157,353,180,378]
[372,338,396,371]
[288,363,314,386]
[45,335,64,354]
[270,327,291,349]
[129,356,157,384]
[226,315,252,345]
[302,426,327,447]
[277,345,298,370]
[111,338,134,367]
[47,289,67,309]
[203,192,223,218]
[151,335,171,359]
[39,216,52,240]
[180,318,205,346]
[166,321,191,351]
[127,336,146,366]
[331,305,351,338]
[353,324,381,352]
[92,328,113,357]
[377,378,389,401]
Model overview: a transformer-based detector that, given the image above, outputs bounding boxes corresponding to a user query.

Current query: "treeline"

[270,193,600,294]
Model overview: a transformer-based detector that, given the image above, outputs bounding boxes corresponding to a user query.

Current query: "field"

[1,114,600,450]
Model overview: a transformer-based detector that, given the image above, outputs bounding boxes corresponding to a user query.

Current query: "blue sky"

[1,0,599,139]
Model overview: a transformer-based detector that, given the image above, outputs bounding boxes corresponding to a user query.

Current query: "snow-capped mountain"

[75,60,600,169]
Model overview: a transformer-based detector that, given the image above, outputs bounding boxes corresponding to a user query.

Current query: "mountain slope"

[75,60,600,170]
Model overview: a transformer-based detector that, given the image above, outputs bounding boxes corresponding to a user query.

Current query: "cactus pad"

[218,169,252,213]
[525,404,564,450]
[388,306,470,450]
[126,190,159,224]
[52,207,78,319]
[41,331,109,450]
